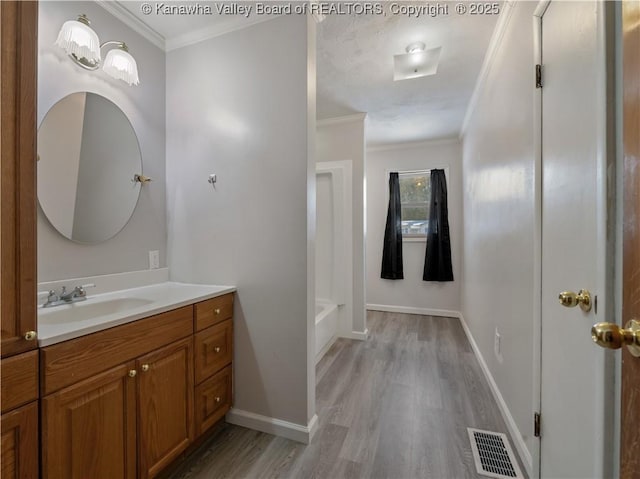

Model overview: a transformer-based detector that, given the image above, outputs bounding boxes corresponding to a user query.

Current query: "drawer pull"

[214,308,221,315]
[128,370,137,378]
[24,331,37,341]
[141,364,149,372]
[215,396,221,403]
[214,347,221,353]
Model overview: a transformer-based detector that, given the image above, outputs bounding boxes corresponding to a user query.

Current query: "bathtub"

[315,300,338,363]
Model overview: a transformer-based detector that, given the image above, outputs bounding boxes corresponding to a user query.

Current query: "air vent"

[467,428,523,479]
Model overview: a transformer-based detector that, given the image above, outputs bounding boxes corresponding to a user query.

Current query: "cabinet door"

[195,319,233,384]
[42,363,137,479]
[137,337,194,479]
[0,0,38,358]
[1,401,38,479]
[195,365,232,437]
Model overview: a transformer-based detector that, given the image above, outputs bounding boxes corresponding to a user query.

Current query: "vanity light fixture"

[55,14,140,86]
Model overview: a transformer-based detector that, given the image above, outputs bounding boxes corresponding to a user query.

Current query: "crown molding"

[166,16,279,51]
[96,1,166,50]
[367,136,460,153]
[459,0,516,139]
[317,113,368,127]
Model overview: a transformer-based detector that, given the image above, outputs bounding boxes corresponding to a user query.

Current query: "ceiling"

[113,1,500,146]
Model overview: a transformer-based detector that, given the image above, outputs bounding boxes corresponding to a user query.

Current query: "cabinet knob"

[214,347,221,353]
[214,308,221,315]
[24,331,37,341]
[141,364,149,372]
[128,370,137,378]
[215,396,221,403]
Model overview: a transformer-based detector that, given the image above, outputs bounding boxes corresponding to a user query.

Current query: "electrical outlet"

[149,250,160,270]
[494,328,503,362]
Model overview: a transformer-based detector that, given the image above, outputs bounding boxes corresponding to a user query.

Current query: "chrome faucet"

[41,283,95,308]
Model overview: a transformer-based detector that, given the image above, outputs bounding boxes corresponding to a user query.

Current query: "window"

[399,171,431,237]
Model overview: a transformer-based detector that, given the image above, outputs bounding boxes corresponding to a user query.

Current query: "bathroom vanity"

[38,286,235,479]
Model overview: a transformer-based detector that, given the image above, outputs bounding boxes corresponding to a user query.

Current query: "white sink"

[37,281,236,346]
[38,297,154,325]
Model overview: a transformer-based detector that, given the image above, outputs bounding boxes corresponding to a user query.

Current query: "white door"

[539,1,613,477]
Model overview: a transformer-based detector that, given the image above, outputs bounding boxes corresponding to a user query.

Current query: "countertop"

[38,281,236,347]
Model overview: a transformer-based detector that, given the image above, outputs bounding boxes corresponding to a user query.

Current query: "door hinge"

[536,64,543,88]
[534,412,541,437]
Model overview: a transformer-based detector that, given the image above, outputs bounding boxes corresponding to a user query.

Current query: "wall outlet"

[149,250,160,270]
[494,328,503,363]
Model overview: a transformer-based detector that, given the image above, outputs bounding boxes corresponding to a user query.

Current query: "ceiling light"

[394,45,442,81]
[406,42,426,54]
[55,14,139,86]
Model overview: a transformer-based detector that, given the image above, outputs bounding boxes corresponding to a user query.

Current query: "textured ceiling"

[116,2,500,146]
[316,11,500,145]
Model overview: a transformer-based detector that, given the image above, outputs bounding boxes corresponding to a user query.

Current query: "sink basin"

[38,297,154,325]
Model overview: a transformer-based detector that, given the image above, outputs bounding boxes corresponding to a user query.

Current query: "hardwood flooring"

[170,311,526,479]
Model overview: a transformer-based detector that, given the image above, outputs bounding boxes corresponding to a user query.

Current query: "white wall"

[366,140,462,314]
[166,16,316,432]
[316,172,334,301]
[38,1,166,281]
[460,1,538,468]
[316,115,367,335]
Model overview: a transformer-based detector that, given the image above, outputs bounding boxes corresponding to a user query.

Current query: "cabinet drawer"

[195,366,232,437]
[1,350,38,413]
[195,320,232,384]
[195,294,233,331]
[41,306,194,395]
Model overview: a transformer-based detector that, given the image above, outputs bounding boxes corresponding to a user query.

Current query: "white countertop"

[38,281,236,347]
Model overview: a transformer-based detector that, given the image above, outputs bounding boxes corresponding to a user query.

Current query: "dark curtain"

[381,172,403,279]
[423,169,453,281]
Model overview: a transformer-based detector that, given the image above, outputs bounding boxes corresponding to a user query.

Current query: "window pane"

[399,175,430,203]
[401,219,429,235]
[402,205,428,220]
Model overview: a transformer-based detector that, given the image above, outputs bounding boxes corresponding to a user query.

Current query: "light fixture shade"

[55,18,101,64]
[103,48,139,86]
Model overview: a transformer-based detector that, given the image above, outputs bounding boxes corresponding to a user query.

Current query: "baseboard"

[366,304,460,318]
[225,409,318,444]
[340,329,369,341]
[458,313,533,477]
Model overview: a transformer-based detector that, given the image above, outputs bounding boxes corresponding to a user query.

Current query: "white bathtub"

[315,300,338,363]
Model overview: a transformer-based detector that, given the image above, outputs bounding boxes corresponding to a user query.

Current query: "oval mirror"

[37,92,142,244]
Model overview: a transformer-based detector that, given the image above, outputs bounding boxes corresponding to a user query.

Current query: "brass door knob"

[128,370,137,378]
[24,331,37,341]
[214,308,221,315]
[215,396,221,403]
[141,364,149,372]
[558,289,592,312]
[591,319,640,357]
[214,347,221,353]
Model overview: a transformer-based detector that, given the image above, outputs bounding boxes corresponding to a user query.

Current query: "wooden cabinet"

[41,307,197,479]
[137,337,193,478]
[42,363,137,479]
[1,402,38,479]
[194,293,234,436]
[0,0,38,358]
[1,3,39,475]
[40,293,234,478]
[1,350,39,479]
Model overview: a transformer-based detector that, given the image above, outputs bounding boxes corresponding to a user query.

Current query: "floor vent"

[467,428,523,479]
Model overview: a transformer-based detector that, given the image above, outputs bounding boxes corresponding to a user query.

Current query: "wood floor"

[170,311,525,479]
